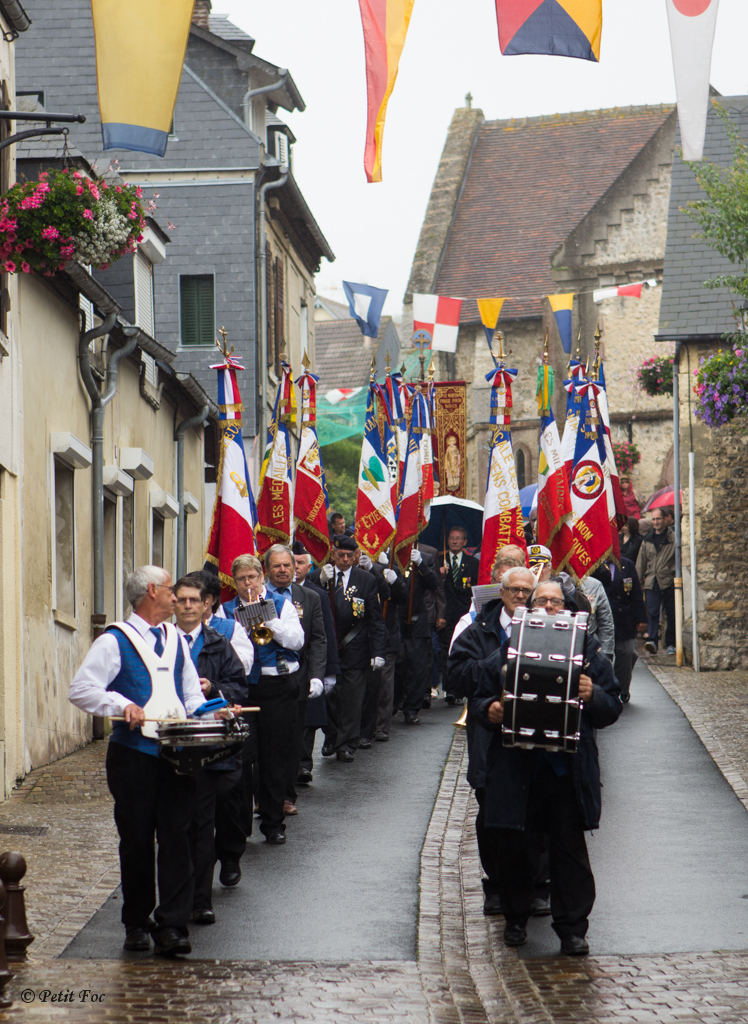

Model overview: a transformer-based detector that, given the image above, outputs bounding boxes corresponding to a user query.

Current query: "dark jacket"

[196,624,248,706]
[419,543,446,628]
[468,626,621,832]
[399,551,439,639]
[597,557,647,642]
[370,562,409,654]
[636,526,676,591]
[299,578,340,678]
[620,532,643,567]
[329,566,387,670]
[290,581,328,699]
[441,550,480,628]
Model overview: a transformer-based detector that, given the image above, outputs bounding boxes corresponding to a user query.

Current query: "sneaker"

[644,640,657,655]
[666,646,677,655]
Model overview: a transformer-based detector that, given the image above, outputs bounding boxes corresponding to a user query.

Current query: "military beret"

[333,534,358,551]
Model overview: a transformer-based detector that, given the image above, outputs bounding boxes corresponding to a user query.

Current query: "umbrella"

[642,485,683,513]
[418,496,484,552]
[519,484,538,517]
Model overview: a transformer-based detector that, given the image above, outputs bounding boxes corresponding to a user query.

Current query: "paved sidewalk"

[2,659,748,1021]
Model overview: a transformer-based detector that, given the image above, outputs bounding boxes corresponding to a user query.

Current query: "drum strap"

[110,622,186,740]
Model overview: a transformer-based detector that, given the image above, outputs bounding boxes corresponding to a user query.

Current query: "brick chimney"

[192,0,211,28]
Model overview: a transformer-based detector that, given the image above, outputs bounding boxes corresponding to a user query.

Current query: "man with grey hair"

[69,566,212,958]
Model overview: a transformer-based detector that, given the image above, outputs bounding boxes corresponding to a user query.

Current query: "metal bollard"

[0,853,34,961]
[0,880,12,1008]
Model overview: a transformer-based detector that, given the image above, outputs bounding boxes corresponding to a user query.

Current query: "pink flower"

[76,185,84,195]
[87,180,100,200]
[60,244,74,258]
[736,349,743,357]
[73,171,82,179]
[115,185,122,193]
[4,260,15,272]
[21,262,30,273]
[14,244,23,253]
[83,209,93,220]
[38,171,48,181]
[135,186,143,198]
[41,226,60,240]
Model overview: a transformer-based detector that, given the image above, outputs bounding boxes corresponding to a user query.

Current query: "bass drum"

[502,607,588,753]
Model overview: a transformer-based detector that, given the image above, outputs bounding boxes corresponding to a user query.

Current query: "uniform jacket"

[442,551,480,627]
[636,526,676,591]
[289,581,328,699]
[597,557,647,642]
[299,578,340,678]
[419,543,446,627]
[399,552,439,640]
[370,563,409,654]
[329,566,387,670]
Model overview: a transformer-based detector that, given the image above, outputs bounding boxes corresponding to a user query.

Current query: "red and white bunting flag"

[412,293,463,353]
[324,386,363,405]
[256,365,294,556]
[665,0,720,162]
[560,381,613,582]
[593,283,644,303]
[293,372,331,567]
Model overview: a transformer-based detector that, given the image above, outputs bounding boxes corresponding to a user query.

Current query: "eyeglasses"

[155,584,175,594]
[531,597,564,609]
[504,586,533,597]
[235,574,261,584]
[176,596,203,606]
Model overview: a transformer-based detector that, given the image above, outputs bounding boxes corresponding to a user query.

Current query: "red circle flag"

[673,0,713,15]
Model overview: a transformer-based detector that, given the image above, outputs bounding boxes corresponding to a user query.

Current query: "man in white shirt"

[69,566,212,958]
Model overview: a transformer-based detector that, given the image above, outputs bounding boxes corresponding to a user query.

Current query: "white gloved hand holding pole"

[410,548,422,566]
[320,563,335,582]
[308,678,324,699]
[370,657,385,671]
[383,568,397,584]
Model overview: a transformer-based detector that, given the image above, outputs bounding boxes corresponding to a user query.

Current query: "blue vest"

[209,615,235,641]
[245,591,298,684]
[107,626,186,757]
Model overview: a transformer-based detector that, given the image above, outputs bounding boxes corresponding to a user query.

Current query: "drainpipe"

[242,71,289,129]
[258,168,288,446]
[672,340,683,667]
[175,405,209,580]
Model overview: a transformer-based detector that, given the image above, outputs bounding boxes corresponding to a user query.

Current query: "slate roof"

[657,95,748,341]
[209,13,254,45]
[315,317,400,391]
[435,105,674,324]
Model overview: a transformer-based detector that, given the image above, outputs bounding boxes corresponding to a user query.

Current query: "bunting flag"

[594,362,627,562]
[593,282,645,303]
[91,0,194,156]
[477,298,507,350]
[325,387,364,404]
[205,353,257,599]
[478,365,527,585]
[412,293,463,353]
[359,0,417,182]
[293,371,331,567]
[561,359,586,480]
[342,281,388,338]
[665,0,720,162]
[256,364,295,556]
[536,364,573,569]
[393,391,423,571]
[494,0,602,62]
[560,380,612,582]
[547,293,575,354]
[355,383,397,559]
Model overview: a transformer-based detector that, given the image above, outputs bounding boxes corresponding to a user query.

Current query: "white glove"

[359,554,373,570]
[370,657,386,671]
[383,568,397,584]
[323,675,337,694]
[411,549,422,565]
[308,678,324,699]
[378,552,389,565]
[320,563,335,582]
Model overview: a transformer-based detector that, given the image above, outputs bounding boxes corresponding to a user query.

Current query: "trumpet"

[234,598,276,646]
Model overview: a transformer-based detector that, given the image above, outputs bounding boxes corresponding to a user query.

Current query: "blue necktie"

[150,627,164,657]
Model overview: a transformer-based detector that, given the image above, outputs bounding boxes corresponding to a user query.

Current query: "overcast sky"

[218,0,748,319]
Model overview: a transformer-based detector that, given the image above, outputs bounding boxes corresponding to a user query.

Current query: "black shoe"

[530,896,551,917]
[644,640,657,655]
[191,908,216,925]
[483,893,503,916]
[265,830,286,845]
[219,861,241,887]
[124,926,151,951]
[358,738,372,749]
[503,924,527,947]
[296,768,313,785]
[445,692,457,706]
[422,698,431,709]
[336,750,355,762]
[321,743,335,757]
[404,714,420,725]
[154,929,191,957]
[374,731,389,742]
[561,935,589,956]
[621,693,631,704]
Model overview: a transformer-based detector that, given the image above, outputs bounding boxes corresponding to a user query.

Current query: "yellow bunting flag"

[477,298,507,348]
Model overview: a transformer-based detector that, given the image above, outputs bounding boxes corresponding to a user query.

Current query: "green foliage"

[684,104,748,302]
[612,441,641,475]
[637,356,674,397]
[321,436,362,523]
[692,338,748,428]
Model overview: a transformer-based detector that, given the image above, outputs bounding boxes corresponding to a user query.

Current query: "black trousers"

[439,621,461,693]
[328,665,367,754]
[254,673,299,836]
[402,634,432,715]
[190,765,244,911]
[475,788,550,899]
[286,699,308,803]
[493,765,595,939]
[361,651,396,739]
[106,741,195,935]
[614,638,638,698]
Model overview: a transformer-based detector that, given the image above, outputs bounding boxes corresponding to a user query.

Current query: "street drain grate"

[0,824,49,837]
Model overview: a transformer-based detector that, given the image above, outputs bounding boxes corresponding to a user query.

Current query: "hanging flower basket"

[693,343,748,428]
[611,441,641,475]
[0,168,147,277]
[637,355,674,397]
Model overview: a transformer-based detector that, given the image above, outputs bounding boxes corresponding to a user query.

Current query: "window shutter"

[135,250,154,336]
[180,275,214,347]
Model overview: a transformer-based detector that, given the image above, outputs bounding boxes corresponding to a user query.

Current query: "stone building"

[404,102,677,505]
[657,95,748,671]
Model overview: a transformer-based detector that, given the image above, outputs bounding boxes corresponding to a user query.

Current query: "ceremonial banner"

[355,384,397,559]
[561,359,586,480]
[536,364,573,569]
[595,363,627,562]
[342,281,388,338]
[431,381,467,499]
[477,298,507,349]
[91,0,193,156]
[561,380,612,581]
[412,293,463,353]
[293,372,331,566]
[495,0,602,62]
[414,388,434,525]
[479,366,527,585]
[205,354,257,598]
[256,365,295,556]
[665,0,720,161]
[547,293,575,354]
[393,395,423,570]
[359,0,416,182]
